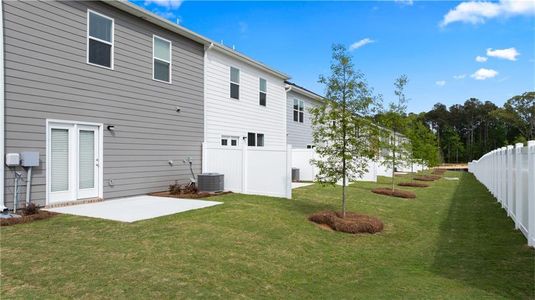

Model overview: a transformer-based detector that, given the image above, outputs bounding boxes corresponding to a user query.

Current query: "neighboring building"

[1,0,210,209]
[202,44,292,198]
[285,81,324,149]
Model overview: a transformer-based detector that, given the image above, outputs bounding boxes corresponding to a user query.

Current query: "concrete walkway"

[292,182,314,189]
[44,195,222,223]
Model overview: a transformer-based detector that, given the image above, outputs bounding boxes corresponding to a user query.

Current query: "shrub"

[22,203,39,216]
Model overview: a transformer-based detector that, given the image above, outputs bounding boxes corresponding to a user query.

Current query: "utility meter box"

[6,153,20,167]
[21,152,40,167]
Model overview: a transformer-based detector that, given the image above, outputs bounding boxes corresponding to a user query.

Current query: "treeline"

[423,92,534,163]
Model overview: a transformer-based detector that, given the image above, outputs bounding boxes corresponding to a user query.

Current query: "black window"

[248,132,256,146]
[259,78,267,106]
[87,11,113,68]
[230,67,240,99]
[257,134,264,147]
[221,138,228,146]
[231,139,237,146]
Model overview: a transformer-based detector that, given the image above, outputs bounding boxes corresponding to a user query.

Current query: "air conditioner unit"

[197,173,224,193]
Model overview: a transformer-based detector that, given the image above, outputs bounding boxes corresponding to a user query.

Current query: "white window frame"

[293,99,304,123]
[247,132,265,147]
[152,34,172,84]
[259,78,267,106]
[230,67,240,100]
[221,135,239,147]
[86,9,114,70]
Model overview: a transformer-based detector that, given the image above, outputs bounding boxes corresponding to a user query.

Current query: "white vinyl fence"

[468,141,535,247]
[202,142,292,199]
[291,149,389,183]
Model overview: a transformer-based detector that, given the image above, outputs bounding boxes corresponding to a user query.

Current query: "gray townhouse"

[1,0,210,209]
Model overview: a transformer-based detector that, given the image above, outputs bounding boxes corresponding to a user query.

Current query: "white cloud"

[453,74,467,80]
[475,56,488,62]
[440,0,535,27]
[349,38,375,51]
[435,80,446,86]
[486,47,520,61]
[471,68,498,80]
[395,0,414,6]
[144,0,182,9]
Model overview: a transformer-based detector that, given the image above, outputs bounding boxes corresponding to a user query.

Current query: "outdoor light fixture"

[107,125,115,131]
[176,106,181,112]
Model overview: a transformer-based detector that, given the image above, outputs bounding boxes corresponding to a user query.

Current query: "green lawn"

[1,172,533,299]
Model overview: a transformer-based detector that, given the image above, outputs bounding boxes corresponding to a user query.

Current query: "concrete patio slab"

[292,182,314,189]
[44,195,222,223]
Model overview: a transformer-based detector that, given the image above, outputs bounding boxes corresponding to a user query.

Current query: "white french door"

[48,121,102,204]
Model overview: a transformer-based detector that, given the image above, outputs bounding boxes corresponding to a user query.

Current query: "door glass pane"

[89,12,112,42]
[51,129,69,192]
[79,130,95,189]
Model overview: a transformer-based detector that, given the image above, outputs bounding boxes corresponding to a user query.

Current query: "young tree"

[377,75,410,191]
[405,114,440,167]
[310,44,379,218]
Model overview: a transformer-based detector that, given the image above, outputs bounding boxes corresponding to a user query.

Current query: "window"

[221,136,239,147]
[230,67,240,99]
[293,99,304,123]
[87,10,114,69]
[247,132,264,147]
[153,35,172,83]
[306,144,315,149]
[259,78,267,106]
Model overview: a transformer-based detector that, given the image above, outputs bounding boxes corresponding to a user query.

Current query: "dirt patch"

[432,169,446,175]
[1,211,58,226]
[414,175,441,181]
[371,188,416,199]
[309,211,384,234]
[149,191,232,199]
[398,182,429,188]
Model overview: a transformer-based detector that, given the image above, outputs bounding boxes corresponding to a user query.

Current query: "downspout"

[0,0,6,211]
[201,43,213,173]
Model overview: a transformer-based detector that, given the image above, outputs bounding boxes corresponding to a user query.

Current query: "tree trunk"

[391,133,396,192]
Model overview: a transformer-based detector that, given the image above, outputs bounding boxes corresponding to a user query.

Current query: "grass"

[1,171,533,299]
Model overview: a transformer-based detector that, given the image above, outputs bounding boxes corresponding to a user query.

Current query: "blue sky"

[131,0,535,113]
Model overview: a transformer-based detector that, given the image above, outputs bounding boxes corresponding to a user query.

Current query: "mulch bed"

[398,182,429,188]
[414,175,441,181]
[0,211,58,226]
[150,191,232,199]
[309,211,384,234]
[371,188,416,199]
[432,169,446,175]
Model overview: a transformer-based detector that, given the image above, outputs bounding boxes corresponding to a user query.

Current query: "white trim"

[86,9,114,70]
[45,119,103,205]
[0,0,5,209]
[293,98,304,123]
[152,34,172,84]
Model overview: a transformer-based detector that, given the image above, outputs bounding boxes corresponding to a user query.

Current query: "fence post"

[201,142,208,173]
[528,141,535,247]
[241,142,248,194]
[514,143,523,230]
[286,144,292,199]
[506,145,514,216]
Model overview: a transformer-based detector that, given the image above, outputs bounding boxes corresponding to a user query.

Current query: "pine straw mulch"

[371,188,416,199]
[308,211,384,234]
[398,182,430,188]
[432,169,447,175]
[413,175,442,181]
[0,211,59,226]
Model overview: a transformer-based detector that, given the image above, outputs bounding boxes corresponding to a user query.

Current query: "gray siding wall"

[3,0,205,208]
[286,90,322,149]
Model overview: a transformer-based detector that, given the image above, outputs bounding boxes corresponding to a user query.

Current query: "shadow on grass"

[432,172,535,298]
